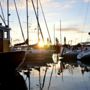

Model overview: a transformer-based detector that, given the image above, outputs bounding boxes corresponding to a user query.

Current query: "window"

[4,31,8,39]
[0,31,3,38]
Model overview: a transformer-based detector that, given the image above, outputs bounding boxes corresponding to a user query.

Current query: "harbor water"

[20,62,90,90]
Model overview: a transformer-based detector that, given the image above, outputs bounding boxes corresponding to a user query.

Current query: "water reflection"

[20,61,90,90]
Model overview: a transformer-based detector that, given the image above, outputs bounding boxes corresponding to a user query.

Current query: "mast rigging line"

[30,0,44,42]
[0,1,6,25]
[0,15,6,26]
[37,0,39,42]
[39,0,52,43]
[13,0,25,42]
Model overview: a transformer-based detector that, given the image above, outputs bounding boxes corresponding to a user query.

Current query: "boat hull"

[22,49,54,68]
[78,54,90,65]
[0,51,25,70]
[61,51,80,64]
[61,53,77,63]
[77,50,90,66]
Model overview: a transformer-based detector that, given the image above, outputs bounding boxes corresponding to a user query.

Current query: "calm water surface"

[20,62,90,90]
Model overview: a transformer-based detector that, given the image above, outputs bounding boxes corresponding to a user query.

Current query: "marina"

[0,0,90,90]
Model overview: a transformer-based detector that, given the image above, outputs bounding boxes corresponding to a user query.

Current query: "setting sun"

[38,41,45,48]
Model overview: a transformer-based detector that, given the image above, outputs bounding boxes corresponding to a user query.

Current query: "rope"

[16,51,29,71]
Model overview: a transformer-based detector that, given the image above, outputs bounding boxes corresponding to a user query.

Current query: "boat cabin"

[0,23,10,52]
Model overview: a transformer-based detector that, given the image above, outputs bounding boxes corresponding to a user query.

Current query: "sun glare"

[38,41,45,48]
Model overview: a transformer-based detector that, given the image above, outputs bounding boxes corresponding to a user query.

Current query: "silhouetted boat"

[77,42,90,66]
[77,49,90,65]
[61,44,81,64]
[22,49,54,68]
[11,0,60,69]
[0,24,25,69]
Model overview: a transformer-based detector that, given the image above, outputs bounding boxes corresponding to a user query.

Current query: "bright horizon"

[0,0,90,45]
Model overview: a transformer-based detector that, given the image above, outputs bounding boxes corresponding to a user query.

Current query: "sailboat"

[11,0,57,69]
[22,0,63,68]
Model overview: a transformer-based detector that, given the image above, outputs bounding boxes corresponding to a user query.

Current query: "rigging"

[0,1,6,25]
[13,0,25,42]
[30,0,44,42]
[39,0,52,43]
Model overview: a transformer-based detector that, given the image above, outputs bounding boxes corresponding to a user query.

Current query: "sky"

[0,0,90,45]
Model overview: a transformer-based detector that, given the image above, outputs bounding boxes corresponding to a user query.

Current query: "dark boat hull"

[61,54,77,63]
[61,52,79,64]
[78,54,90,65]
[0,51,28,90]
[21,49,54,68]
[0,51,25,70]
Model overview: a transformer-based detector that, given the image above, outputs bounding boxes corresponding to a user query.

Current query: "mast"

[26,0,29,46]
[54,24,55,45]
[7,0,9,26]
[60,20,62,44]
[7,0,10,40]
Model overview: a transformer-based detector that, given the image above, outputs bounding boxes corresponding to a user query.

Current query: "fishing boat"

[0,0,26,69]
[0,0,28,89]
[0,23,25,68]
